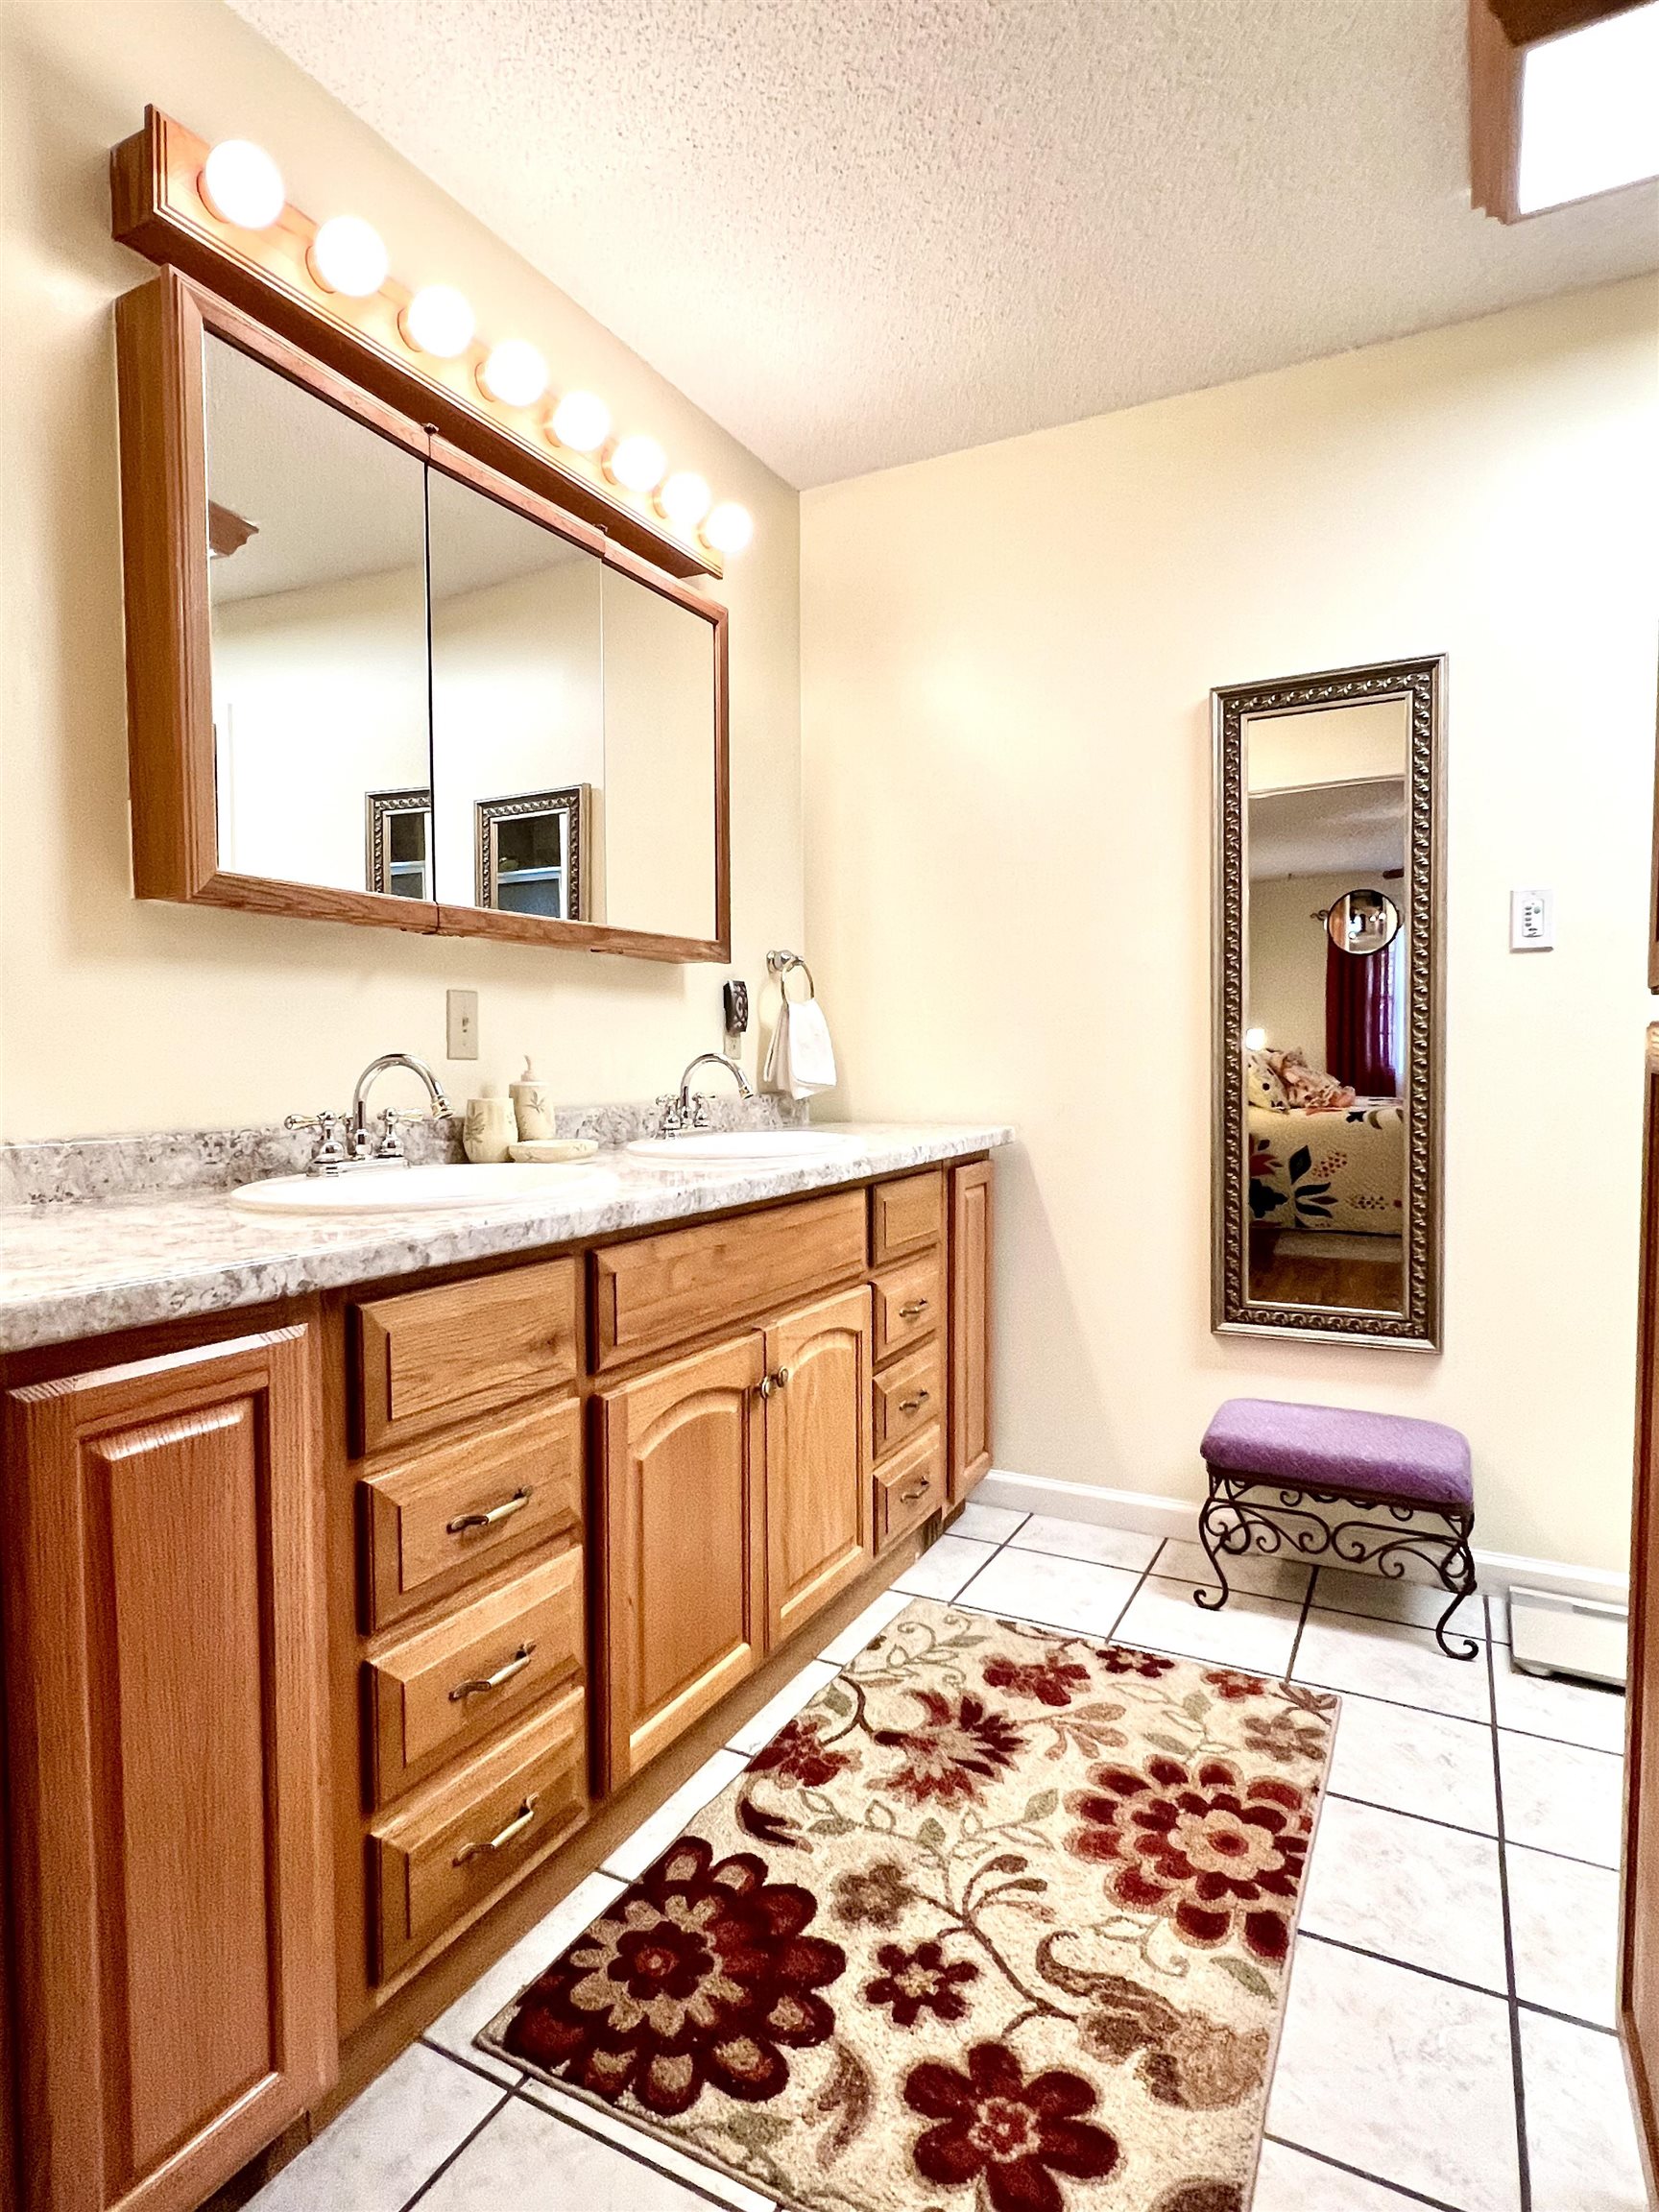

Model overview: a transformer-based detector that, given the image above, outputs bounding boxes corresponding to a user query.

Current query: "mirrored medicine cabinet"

[116,270,729,960]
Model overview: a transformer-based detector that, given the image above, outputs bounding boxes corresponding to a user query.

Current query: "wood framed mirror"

[1213,656,1445,1347]
[114,268,730,961]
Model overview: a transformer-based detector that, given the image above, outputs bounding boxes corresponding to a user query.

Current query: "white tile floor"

[252,1506,1648,2212]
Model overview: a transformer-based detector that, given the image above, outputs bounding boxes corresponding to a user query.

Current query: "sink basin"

[230,1163,616,1214]
[624,1131,861,1167]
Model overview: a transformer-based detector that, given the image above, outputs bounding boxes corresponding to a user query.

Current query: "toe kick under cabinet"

[0,1154,993,2212]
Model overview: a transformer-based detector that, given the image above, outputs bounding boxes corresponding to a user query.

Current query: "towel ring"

[767,949,816,1001]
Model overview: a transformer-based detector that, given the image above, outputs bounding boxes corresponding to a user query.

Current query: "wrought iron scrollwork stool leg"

[1195,1479,1236,1613]
[1432,1509,1480,1662]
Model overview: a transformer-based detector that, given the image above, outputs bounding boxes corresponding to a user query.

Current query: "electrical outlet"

[1510,888,1554,952]
[445,988,479,1059]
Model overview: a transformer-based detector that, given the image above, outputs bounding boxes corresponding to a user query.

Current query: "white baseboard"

[975,1467,1631,1610]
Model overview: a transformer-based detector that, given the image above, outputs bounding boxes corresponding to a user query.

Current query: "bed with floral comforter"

[1248,1098,1405,1237]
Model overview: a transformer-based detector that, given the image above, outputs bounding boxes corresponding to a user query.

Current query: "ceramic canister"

[463,1085,518,1164]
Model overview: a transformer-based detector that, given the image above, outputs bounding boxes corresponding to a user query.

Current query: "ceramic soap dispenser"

[510,1056,556,1141]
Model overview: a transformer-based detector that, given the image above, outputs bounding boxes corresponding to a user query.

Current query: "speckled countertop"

[0,1122,1013,1354]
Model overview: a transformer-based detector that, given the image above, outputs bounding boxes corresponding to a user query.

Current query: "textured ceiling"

[228,0,1659,488]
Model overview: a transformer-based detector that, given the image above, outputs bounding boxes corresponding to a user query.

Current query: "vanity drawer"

[591,1190,866,1371]
[353,1257,579,1455]
[872,1253,943,1365]
[873,1339,944,1461]
[371,1686,588,1981]
[365,1548,586,1806]
[875,1426,947,1552]
[870,1169,944,1267]
[359,1397,583,1629]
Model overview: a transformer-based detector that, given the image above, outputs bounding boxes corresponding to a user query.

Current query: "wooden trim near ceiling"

[108,106,722,584]
[1470,0,1652,223]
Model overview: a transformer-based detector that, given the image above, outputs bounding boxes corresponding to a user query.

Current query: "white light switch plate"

[445,988,479,1059]
[1510,888,1554,951]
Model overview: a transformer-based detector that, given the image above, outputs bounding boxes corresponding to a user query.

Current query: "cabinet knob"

[899,1389,931,1414]
[446,1487,532,1536]
[448,1642,537,1703]
[899,1298,929,1321]
[899,1479,932,1504]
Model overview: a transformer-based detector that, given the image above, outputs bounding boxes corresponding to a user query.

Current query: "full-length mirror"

[1213,660,1443,1346]
[204,332,431,902]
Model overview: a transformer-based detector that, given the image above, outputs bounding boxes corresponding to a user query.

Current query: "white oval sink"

[624,1131,861,1167]
[230,1163,617,1214]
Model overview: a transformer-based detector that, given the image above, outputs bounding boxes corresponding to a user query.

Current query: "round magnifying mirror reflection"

[1327,886,1401,956]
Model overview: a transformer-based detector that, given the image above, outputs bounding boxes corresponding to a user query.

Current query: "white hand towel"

[763,998,838,1100]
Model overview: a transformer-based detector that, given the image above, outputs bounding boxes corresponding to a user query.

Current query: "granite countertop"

[0,1122,1013,1354]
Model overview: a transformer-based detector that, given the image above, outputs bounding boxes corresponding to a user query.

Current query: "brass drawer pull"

[446,1487,532,1536]
[448,1643,537,1703]
[898,1389,931,1414]
[899,1479,932,1504]
[758,1367,791,1400]
[898,1299,930,1321]
[453,1793,539,1865]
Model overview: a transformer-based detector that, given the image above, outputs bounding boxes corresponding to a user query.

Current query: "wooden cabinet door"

[2,1327,334,2212]
[1623,1036,1659,2195]
[598,1333,767,1789]
[763,1286,873,1647]
[949,1159,994,1503]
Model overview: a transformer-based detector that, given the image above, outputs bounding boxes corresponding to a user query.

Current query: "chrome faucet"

[349,1052,452,1162]
[657,1051,754,1137]
[285,1052,452,1176]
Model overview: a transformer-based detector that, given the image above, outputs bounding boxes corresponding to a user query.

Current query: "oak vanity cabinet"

[0,1328,334,2212]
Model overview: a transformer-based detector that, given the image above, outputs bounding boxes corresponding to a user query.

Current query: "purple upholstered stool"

[1198,1398,1478,1659]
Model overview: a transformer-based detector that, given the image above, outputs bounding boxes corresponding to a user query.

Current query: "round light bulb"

[607,433,667,495]
[1244,1027,1267,1051]
[306,215,390,298]
[658,471,712,533]
[199,140,285,230]
[702,500,754,556]
[548,390,612,454]
[478,339,548,409]
[398,283,476,360]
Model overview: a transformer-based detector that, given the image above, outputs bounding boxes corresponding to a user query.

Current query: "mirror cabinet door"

[600,561,722,948]
[1214,661,1442,1346]
[204,333,432,903]
[425,465,605,927]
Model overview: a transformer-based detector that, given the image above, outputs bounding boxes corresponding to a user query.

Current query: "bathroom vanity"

[0,1127,1003,2212]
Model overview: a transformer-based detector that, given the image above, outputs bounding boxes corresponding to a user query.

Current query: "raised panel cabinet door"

[598,1333,767,1789]
[2,1328,334,2212]
[949,1160,994,1503]
[763,1286,874,1647]
[1622,1041,1659,2195]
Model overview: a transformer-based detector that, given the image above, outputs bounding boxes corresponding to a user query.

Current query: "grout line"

[1291,1672,1491,1729]
[1491,1719,1624,1758]
[1515,1995,1620,2040]
[397,2084,516,2210]
[1327,1790,1498,1845]
[1503,1832,1623,1875]
[513,2080,774,2212]
[1286,1561,1319,1675]
[1262,2133,1471,2212]
[1297,1927,1507,2006]
[1486,1601,1533,2212]
[1004,1534,1163,1571]
[1305,1592,1494,1642]
[418,2036,525,2092]
[1103,1534,1168,1642]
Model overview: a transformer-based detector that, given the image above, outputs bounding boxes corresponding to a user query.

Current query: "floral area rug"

[482,1598,1338,2212]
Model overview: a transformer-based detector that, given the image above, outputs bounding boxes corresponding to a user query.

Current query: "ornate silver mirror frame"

[1212,655,1445,1348]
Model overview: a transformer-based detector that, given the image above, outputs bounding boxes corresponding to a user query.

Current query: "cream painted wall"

[803,279,1659,1572]
[0,0,799,1137]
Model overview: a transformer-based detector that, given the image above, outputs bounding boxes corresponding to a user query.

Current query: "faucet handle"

[377,1106,436,1160]
[285,1111,350,1171]
[655,1094,685,1138]
[686,1094,712,1130]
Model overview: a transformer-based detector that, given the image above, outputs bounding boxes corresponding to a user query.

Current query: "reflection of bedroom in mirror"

[1213,660,1443,1346]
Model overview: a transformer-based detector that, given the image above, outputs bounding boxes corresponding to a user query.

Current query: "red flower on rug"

[500,1837,845,2116]
[864,1937,979,2028]
[873,1690,1024,1806]
[982,1653,1092,1708]
[1064,1754,1312,1961]
[904,2042,1120,2212]
[1094,1647,1178,1679]
[750,1713,854,1790]
[1201,1670,1273,1702]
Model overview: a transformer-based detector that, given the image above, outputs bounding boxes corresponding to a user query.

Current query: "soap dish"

[507,1139,600,1165]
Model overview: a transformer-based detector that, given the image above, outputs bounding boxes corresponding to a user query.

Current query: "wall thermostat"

[1510,888,1554,952]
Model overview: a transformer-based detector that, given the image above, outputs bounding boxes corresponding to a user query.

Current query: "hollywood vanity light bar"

[109,106,752,584]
